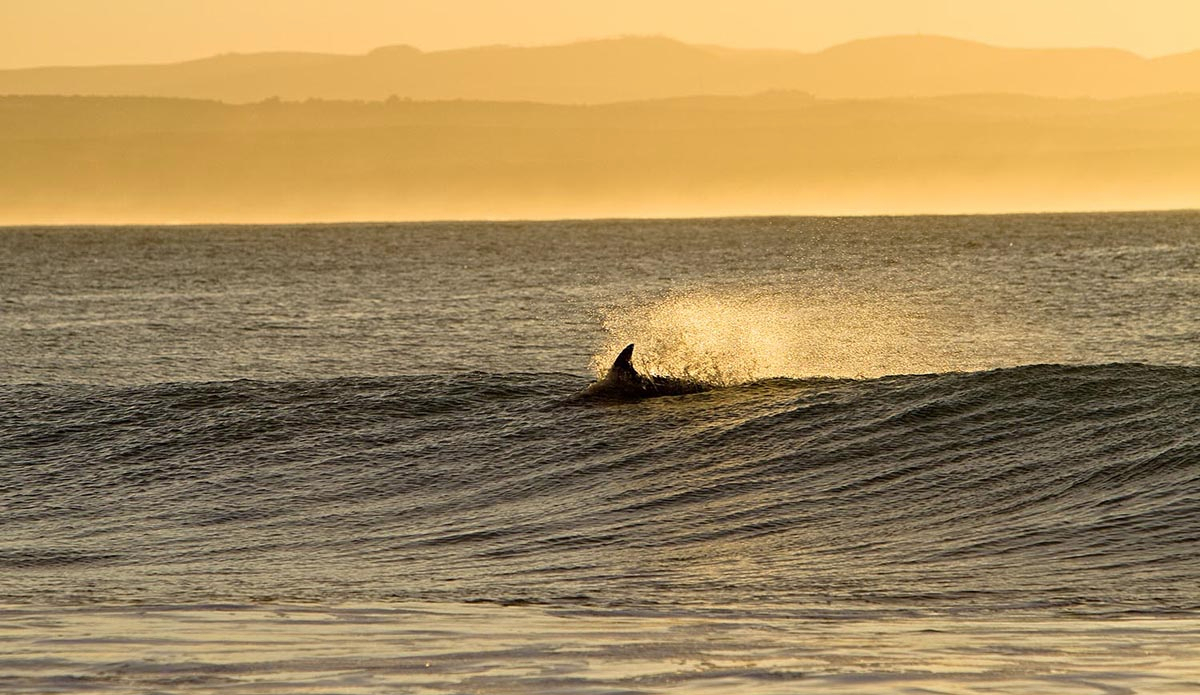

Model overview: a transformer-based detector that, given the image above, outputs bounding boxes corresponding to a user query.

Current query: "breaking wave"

[1,362,1197,612]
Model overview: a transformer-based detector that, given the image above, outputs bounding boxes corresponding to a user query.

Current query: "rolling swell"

[1,363,1197,611]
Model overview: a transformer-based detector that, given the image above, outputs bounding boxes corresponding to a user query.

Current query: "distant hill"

[2,35,1200,103]
[3,92,1198,223]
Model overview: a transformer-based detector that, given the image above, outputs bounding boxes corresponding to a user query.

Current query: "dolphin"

[582,344,710,399]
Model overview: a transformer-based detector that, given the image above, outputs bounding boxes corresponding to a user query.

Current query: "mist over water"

[1,211,1197,693]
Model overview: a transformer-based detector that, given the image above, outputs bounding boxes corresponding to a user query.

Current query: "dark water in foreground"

[1,212,1198,693]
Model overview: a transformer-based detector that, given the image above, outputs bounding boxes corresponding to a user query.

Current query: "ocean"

[1,211,1197,693]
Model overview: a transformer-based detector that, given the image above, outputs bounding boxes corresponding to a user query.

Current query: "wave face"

[1,211,1197,622]
[3,363,1196,612]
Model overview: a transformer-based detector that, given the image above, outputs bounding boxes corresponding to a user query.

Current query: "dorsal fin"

[580,342,709,399]
[609,343,638,379]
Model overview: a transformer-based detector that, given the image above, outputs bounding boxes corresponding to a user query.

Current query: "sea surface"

[1,212,1198,693]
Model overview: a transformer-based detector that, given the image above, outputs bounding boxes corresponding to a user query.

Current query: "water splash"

[591,287,964,383]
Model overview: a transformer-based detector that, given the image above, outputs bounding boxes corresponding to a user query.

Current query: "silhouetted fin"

[580,343,711,400]
[610,344,638,379]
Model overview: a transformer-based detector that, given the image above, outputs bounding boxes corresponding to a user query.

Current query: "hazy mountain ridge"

[3,92,1198,223]
[3,35,1200,103]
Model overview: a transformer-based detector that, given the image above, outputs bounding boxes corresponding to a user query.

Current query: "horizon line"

[4,206,1197,230]
[4,32,1197,72]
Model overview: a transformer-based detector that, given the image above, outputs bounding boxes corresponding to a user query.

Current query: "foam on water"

[4,603,1199,695]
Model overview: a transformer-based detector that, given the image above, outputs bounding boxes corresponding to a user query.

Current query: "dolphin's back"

[581,344,710,399]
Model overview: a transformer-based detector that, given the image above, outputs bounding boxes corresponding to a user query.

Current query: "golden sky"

[2,0,1198,69]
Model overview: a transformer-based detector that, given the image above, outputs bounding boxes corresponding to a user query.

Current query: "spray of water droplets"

[591,287,971,384]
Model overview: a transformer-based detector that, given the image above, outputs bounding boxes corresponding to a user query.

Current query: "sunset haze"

[3,0,1200,68]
